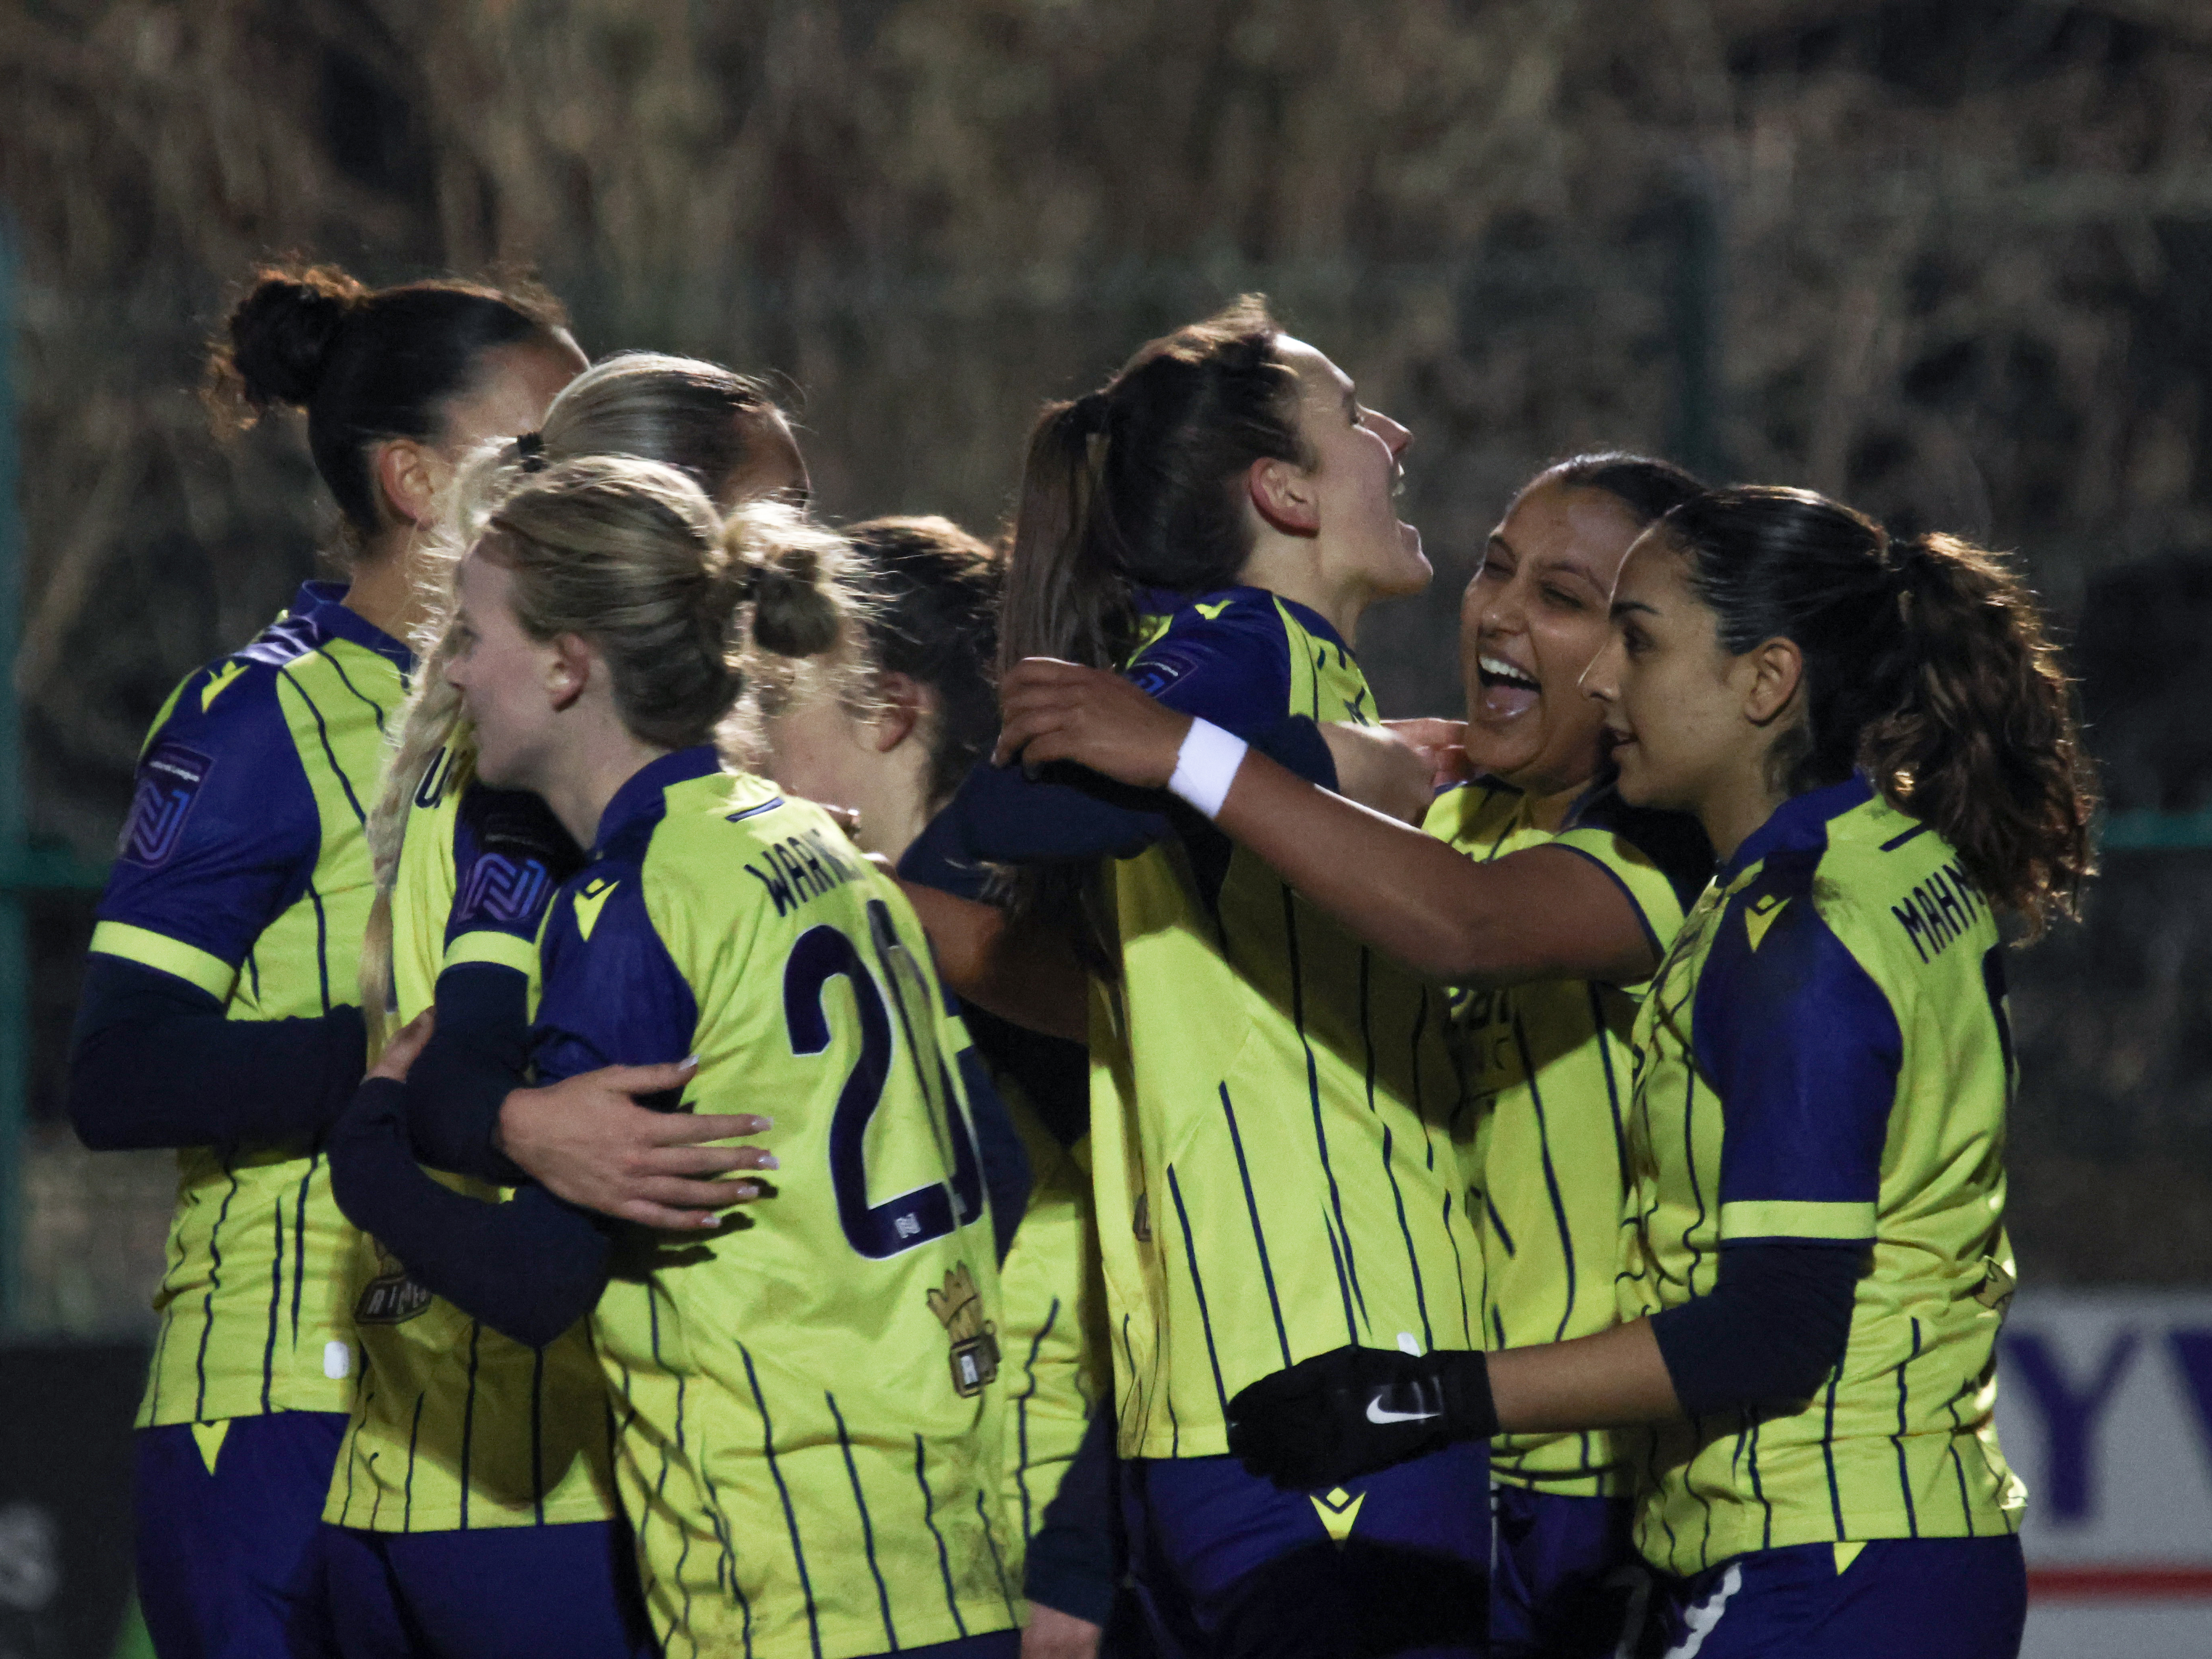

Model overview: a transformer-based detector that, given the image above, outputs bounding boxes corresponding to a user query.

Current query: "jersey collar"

[291,580,416,674]
[593,744,724,857]
[1721,773,1875,883]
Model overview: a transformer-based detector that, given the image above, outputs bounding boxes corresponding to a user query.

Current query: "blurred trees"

[7,0,2212,1296]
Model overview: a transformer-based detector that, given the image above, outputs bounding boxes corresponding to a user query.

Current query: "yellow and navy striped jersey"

[327,748,617,1532]
[1096,588,1476,1459]
[1423,778,1710,1496]
[91,581,403,1427]
[532,747,1018,1659]
[1619,775,2027,1573]
[973,1020,1107,1551]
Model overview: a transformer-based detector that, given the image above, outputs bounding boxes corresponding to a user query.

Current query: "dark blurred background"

[4,0,2211,1327]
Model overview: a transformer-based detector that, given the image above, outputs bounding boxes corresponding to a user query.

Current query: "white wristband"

[1166,718,1249,820]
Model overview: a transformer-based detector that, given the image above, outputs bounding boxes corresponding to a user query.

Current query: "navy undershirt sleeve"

[402,962,534,1184]
[1648,1239,1865,1415]
[1022,1403,1120,1623]
[67,955,364,1152]
[960,1006,1088,1149]
[327,1078,608,1349]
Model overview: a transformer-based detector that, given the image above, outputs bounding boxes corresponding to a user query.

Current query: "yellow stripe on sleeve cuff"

[88,921,237,1000]
[1719,1199,1877,1242]
[442,931,539,978]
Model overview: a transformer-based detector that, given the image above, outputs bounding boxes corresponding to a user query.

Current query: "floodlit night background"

[4,3,2212,1653]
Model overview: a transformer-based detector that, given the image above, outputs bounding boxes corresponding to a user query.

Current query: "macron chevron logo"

[1744,893,1789,953]
[573,878,620,941]
[200,661,247,711]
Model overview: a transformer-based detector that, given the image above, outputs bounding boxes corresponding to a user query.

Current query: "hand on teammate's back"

[1226,1344,1498,1492]
[495,1061,779,1231]
[1319,721,1439,824]
[994,657,1190,786]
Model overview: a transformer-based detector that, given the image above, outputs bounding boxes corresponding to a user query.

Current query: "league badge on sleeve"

[118,741,213,868]
[1127,646,1202,699]
[456,853,553,929]
[928,1263,1001,1396]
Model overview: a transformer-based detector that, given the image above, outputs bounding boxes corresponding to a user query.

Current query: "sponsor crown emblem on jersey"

[355,1243,433,1324]
[927,1263,1001,1397]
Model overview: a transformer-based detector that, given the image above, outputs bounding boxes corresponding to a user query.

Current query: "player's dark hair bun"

[225,266,369,411]
[205,261,565,544]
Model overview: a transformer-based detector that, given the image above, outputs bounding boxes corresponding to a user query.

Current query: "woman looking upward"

[908,298,1487,1657]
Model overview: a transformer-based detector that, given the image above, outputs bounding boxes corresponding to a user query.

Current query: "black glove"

[1225,1345,1497,1491]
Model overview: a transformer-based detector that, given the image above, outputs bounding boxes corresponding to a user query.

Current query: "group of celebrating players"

[65,260,2094,1659]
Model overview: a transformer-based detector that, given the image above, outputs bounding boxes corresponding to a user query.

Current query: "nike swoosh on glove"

[1225,1344,1497,1490]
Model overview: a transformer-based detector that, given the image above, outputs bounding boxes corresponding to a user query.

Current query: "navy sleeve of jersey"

[1694,871,1901,1243]
[1650,1239,1864,1414]
[94,663,321,987]
[445,785,586,952]
[531,868,699,1086]
[1126,597,1295,741]
[67,956,365,1152]
[329,1078,609,1349]
[1023,1405,1120,1622]
[403,962,533,1183]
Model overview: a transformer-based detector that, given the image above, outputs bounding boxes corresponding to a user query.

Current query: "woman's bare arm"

[995,659,1657,988]
[899,882,1089,1045]
[1488,1318,1680,1433]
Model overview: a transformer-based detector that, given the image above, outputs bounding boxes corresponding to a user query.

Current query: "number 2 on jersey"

[783,898,985,1258]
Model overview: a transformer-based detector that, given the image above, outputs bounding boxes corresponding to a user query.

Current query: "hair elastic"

[515,430,548,473]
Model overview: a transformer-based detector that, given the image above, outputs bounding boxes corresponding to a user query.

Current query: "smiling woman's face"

[1460,480,1648,797]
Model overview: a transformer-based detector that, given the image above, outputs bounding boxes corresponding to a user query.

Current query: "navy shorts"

[1122,1441,1490,1658]
[859,1638,1019,1659]
[323,1519,657,1659]
[1491,1485,1643,1659]
[136,1411,349,1659]
[1641,1535,2026,1659]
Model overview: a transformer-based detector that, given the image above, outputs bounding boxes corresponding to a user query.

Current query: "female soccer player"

[66,264,584,1657]
[758,516,1117,1651]
[905,298,1486,1656]
[992,452,1712,1657]
[321,354,813,1659]
[1022,485,2091,1659]
[330,458,1023,1659]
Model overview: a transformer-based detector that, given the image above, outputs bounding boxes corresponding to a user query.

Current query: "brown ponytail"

[999,294,1305,675]
[1860,532,2095,933]
[1661,487,2096,935]
[996,297,1306,969]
